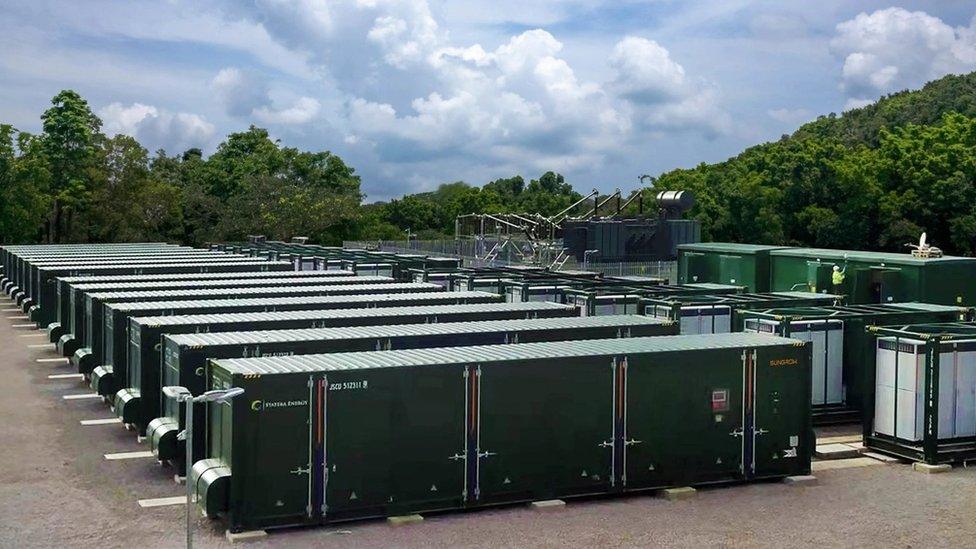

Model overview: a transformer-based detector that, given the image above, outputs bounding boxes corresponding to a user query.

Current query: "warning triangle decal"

[503,477,511,484]
[580,470,588,477]
[430,484,438,492]
[349,491,358,500]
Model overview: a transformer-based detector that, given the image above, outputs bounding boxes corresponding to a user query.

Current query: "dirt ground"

[1,294,974,548]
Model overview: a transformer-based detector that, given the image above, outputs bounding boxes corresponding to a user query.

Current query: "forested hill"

[654,71,976,256]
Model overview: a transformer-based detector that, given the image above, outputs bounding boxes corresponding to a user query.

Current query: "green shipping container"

[28,258,290,328]
[195,333,811,531]
[642,291,843,334]
[151,315,675,468]
[740,303,968,424]
[19,251,250,316]
[864,322,976,464]
[50,270,356,344]
[677,243,790,292]
[61,276,394,358]
[768,248,976,305]
[74,291,501,377]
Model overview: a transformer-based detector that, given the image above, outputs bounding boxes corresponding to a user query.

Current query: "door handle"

[755,428,769,436]
[448,453,465,461]
[477,451,496,459]
[598,441,613,448]
[290,465,311,475]
[730,428,744,437]
[625,439,643,446]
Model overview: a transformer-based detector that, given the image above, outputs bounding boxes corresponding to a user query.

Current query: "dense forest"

[3,71,976,253]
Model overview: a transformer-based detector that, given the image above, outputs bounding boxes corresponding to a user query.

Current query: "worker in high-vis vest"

[832,264,846,294]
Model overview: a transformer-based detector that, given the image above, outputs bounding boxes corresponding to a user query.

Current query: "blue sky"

[2,1,975,201]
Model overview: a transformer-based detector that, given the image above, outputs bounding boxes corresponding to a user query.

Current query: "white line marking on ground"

[62,393,101,400]
[48,373,83,380]
[817,435,862,445]
[137,496,186,508]
[2,308,20,312]
[12,323,36,328]
[28,343,53,348]
[81,418,122,425]
[6,315,28,319]
[37,357,69,363]
[105,450,154,460]
[18,333,46,338]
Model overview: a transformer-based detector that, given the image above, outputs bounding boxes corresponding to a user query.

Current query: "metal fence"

[344,239,677,282]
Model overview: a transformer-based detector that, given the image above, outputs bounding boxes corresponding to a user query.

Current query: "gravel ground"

[0,294,973,548]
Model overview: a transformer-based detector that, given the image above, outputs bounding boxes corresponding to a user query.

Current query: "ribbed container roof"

[131,300,575,326]
[73,275,389,292]
[88,282,432,300]
[769,247,976,264]
[167,315,669,346]
[740,302,965,320]
[678,242,788,253]
[39,260,289,271]
[110,291,498,312]
[213,333,799,375]
[61,270,354,285]
[131,301,572,327]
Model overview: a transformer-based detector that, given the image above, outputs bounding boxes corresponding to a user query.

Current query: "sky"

[2,1,976,202]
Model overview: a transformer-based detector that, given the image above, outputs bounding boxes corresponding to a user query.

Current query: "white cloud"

[831,8,976,103]
[767,107,812,125]
[99,102,216,153]
[212,68,271,118]
[254,97,322,125]
[609,36,686,104]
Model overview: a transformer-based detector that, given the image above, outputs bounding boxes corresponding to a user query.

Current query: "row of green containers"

[677,242,976,305]
[1,243,818,535]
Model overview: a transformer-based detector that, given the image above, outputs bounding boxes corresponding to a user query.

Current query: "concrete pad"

[913,463,952,474]
[783,475,818,486]
[387,514,424,526]
[660,487,697,501]
[80,418,122,426]
[817,434,862,444]
[812,457,883,471]
[105,450,154,460]
[226,530,268,543]
[138,496,186,508]
[174,475,186,485]
[530,499,566,510]
[815,443,862,460]
[863,452,902,464]
[62,393,101,400]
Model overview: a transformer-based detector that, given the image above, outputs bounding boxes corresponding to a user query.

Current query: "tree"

[40,90,102,242]
[0,126,51,243]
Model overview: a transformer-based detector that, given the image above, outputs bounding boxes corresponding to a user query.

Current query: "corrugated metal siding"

[170,315,671,346]
[37,260,291,273]
[58,270,354,285]
[87,282,436,300]
[214,333,799,375]
[769,247,976,265]
[72,275,390,292]
[110,291,497,312]
[131,301,574,327]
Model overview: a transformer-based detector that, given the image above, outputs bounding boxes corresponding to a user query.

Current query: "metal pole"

[185,397,194,549]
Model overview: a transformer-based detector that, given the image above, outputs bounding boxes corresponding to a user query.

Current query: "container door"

[719,255,742,286]
[873,339,898,436]
[953,346,976,438]
[474,358,613,504]
[894,344,925,441]
[870,267,902,303]
[322,366,465,520]
[624,349,745,488]
[806,262,831,294]
[681,252,707,284]
[751,346,809,478]
[790,320,844,406]
[239,374,313,525]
